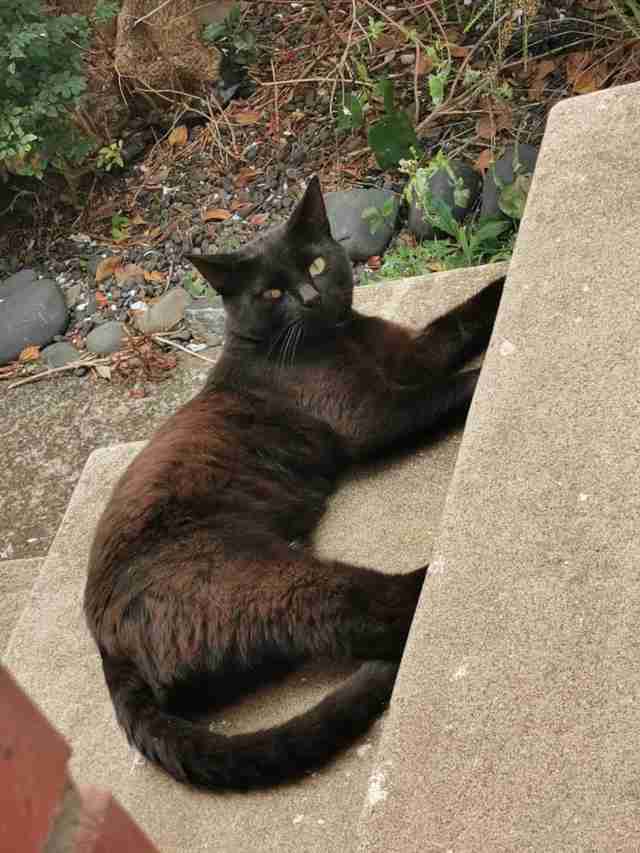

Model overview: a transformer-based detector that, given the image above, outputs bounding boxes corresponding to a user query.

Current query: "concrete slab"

[0,558,42,654]
[3,263,506,853]
[358,83,640,851]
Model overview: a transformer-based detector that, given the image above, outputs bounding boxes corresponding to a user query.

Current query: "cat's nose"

[298,282,320,307]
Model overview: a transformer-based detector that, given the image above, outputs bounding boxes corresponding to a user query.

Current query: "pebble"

[41,342,80,368]
[86,321,125,354]
[133,288,191,334]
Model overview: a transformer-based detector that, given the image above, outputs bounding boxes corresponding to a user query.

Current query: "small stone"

[64,283,83,308]
[0,273,68,365]
[324,189,400,262]
[85,321,125,354]
[185,305,226,347]
[133,287,191,334]
[41,342,80,368]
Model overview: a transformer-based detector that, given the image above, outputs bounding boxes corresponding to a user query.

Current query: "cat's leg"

[338,368,481,459]
[396,276,504,381]
[204,546,427,669]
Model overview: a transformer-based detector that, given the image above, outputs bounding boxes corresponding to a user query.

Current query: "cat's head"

[185,176,353,347]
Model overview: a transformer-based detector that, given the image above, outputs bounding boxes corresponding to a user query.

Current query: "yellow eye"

[262,288,283,301]
[309,257,326,277]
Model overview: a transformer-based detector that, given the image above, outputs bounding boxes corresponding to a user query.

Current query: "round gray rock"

[324,189,400,261]
[41,342,80,368]
[408,161,481,241]
[481,143,539,219]
[86,321,125,354]
[0,271,68,365]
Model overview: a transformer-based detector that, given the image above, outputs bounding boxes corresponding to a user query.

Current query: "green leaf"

[498,174,531,220]
[473,218,511,242]
[428,73,446,106]
[367,111,418,170]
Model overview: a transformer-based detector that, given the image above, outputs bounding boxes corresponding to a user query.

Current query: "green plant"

[424,42,452,107]
[111,212,130,241]
[367,79,419,169]
[96,140,124,172]
[401,151,471,213]
[0,0,92,177]
[93,1,120,25]
[182,270,215,299]
[203,3,257,63]
[362,197,396,235]
[367,17,386,42]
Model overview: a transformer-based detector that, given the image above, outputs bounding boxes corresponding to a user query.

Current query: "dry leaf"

[475,149,495,174]
[168,125,188,146]
[248,213,269,226]
[130,214,147,226]
[19,345,40,363]
[565,51,608,94]
[235,167,258,187]
[416,53,434,75]
[476,114,496,140]
[144,270,166,284]
[115,263,145,283]
[95,255,122,283]
[145,226,163,240]
[203,208,232,222]
[448,43,471,58]
[367,256,382,271]
[528,58,557,98]
[234,111,262,126]
[94,364,112,381]
[95,291,109,307]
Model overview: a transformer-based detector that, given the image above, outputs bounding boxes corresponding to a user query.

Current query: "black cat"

[84,176,504,791]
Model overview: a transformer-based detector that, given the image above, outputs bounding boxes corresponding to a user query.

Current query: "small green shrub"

[0,0,93,177]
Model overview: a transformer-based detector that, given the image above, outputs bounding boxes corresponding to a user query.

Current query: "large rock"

[0,270,68,365]
[133,288,191,335]
[324,189,400,261]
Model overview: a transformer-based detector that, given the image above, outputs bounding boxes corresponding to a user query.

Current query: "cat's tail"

[102,655,398,790]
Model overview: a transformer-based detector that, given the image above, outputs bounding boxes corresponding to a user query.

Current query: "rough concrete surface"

[1,357,209,562]
[358,83,640,852]
[4,264,506,853]
[0,558,42,652]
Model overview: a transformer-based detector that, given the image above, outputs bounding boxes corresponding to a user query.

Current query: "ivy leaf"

[428,73,446,106]
[368,111,418,170]
[498,174,531,220]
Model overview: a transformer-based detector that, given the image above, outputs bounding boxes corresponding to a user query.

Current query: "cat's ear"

[184,253,237,296]
[287,175,331,238]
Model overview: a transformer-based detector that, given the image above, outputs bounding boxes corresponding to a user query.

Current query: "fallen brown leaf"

[95,291,109,307]
[248,213,269,226]
[476,114,496,140]
[203,208,232,222]
[416,53,434,76]
[234,111,262,126]
[143,270,166,284]
[565,51,608,94]
[528,58,557,98]
[19,345,40,363]
[367,256,382,271]
[95,255,122,283]
[474,149,495,174]
[168,125,188,146]
[115,263,145,283]
[448,43,471,58]
[235,167,258,187]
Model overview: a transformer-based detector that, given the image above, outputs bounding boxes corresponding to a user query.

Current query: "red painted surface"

[0,665,159,853]
[0,665,71,853]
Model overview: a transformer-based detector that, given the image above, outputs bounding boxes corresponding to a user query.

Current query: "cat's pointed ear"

[184,253,236,296]
[287,175,331,238]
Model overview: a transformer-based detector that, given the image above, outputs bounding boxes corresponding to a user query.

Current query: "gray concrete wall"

[358,82,640,852]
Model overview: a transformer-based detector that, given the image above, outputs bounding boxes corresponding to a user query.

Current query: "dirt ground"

[1,354,210,561]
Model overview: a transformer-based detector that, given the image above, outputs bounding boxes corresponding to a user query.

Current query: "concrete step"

[2,263,506,853]
[357,82,640,851]
[0,558,42,654]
